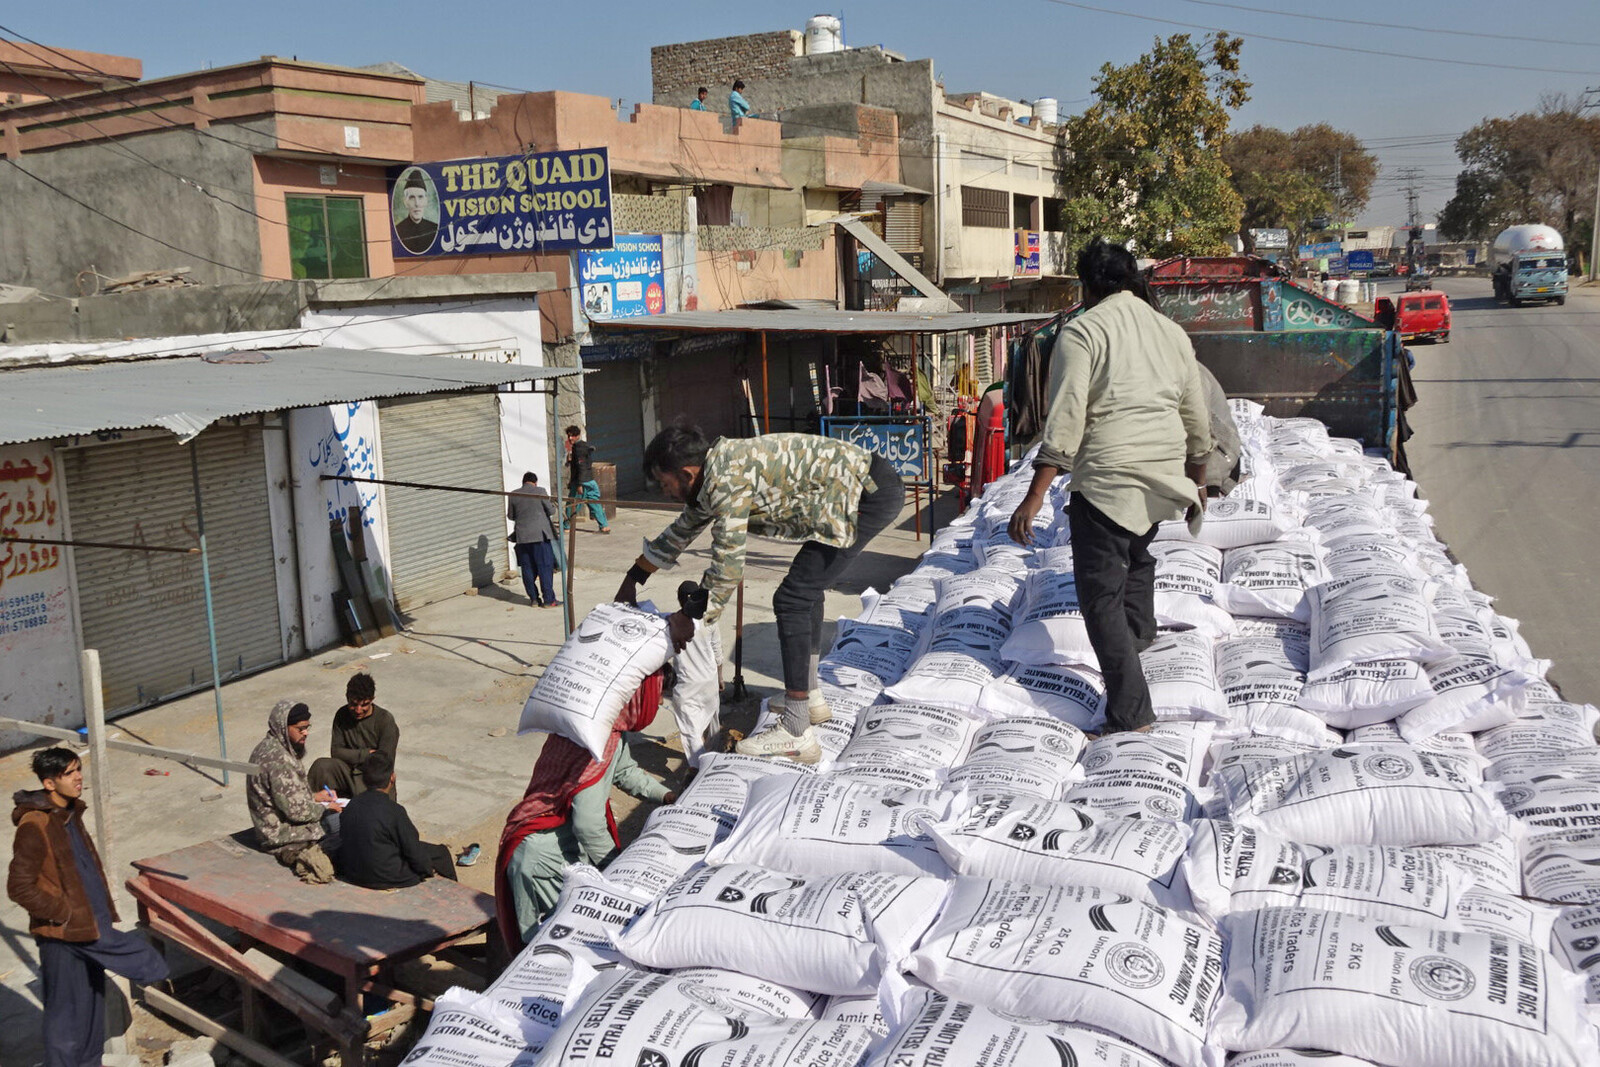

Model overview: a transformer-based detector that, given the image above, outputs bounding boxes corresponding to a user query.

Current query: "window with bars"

[285,195,368,279]
[961,186,1009,229]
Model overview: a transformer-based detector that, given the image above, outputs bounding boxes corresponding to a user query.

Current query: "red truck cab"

[1375,291,1450,343]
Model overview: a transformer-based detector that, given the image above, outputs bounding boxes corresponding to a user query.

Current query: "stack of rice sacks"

[411,399,1600,1067]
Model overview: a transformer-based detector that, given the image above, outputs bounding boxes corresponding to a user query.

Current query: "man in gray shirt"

[508,471,561,608]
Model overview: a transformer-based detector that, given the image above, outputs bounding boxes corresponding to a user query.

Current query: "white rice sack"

[1305,499,1392,540]
[1216,540,1329,622]
[854,576,939,633]
[1150,541,1234,635]
[905,880,1226,1067]
[1524,833,1600,906]
[407,986,550,1067]
[1477,702,1600,764]
[834,702,983,773]
[1306,573,1451,681]
[705,774,950,878]
[1343,721,1483,764]
[884,649,1005,711]
[1083,721,1214,787]
[1156,493,1300,550]
[1490,750,1600,786]
[1065,723,1212,822]
[1397,655,1536,741]
[864,988,1170,1067]
[663,967,826,1019]
[1181,819,1470,929]
[999,567,1097,669]
[481,954,599,1057]
[1453,888,1559,945]
[534,969,879,1067]
[1208,735,1329,781]
[831,763,944,791]
[1141,630,1227,721]
[1211,743,1510,847]
[926,793,1192,910]
[676,752,817,826]
[911,566,1021,657]
[943,717,1088,800]
[1214,620,1309,714]
[826,621,922,685]
[602,806,731,897]
[977,662,1106,731]
[1212,907,1600,1067]
[816,995,888,1035]
[527,865,651,967]
[614,864,945,995]
[1298,658,1435,729]
[1228,1051,1384,1067]
[1501,778,1600,842]
[1423,838,1524,895]
[1322,532,1420,578]
[516,603,675,757]
[1553,905,1600,1001]
[1224,704,1343,748]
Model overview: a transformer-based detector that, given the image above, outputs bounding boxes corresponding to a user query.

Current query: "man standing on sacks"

[1008,237,1212,734]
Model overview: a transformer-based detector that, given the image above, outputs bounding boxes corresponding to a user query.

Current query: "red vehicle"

[1375,290,1450,343]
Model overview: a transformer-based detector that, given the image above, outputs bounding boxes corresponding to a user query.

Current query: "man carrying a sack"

[616,426,904,763]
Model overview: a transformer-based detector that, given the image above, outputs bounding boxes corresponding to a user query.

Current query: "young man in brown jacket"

[7,747,168,1067]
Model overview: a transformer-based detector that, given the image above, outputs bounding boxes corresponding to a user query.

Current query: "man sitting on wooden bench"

[334,751,457,889]
[309,673,398,800]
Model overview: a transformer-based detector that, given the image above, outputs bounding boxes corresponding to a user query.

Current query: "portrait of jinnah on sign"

[393,168,439,254]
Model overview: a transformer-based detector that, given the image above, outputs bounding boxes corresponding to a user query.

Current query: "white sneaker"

[806,690,833,725]
[735,723,823,764]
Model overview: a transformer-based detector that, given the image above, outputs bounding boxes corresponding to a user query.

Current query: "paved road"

[1402,276,1600,704]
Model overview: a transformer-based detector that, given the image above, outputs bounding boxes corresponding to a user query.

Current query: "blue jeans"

[565,479,608,528]
[515,541,558,605]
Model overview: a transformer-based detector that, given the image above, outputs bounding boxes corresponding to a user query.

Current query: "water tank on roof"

[1032,97,1059,125]
[805,14,843,54]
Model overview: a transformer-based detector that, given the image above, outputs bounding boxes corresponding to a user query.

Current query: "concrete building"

[652,26,1075,317]
[0,274,566,747]
[0,39,141,107]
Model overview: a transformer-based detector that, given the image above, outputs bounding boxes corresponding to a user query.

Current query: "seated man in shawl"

[494,673,676,943]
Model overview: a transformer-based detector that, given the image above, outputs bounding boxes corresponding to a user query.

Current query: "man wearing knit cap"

[246,701,341,879]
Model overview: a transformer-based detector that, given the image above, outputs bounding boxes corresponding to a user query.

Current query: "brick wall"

[652,30,803,104]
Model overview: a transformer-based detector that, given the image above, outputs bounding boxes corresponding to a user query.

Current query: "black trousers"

[773,455,906,694]
[423,841,459,881]
[1069,493,1159,733]
[39,929,168,1067]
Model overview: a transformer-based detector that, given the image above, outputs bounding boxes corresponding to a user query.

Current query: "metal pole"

[552,518,572,640]
[760,332,771,434]
[80,649,119,909]
[189,445,230,786]
[1591,157,1599,283]
[564,512,578,633]
[730,581,748,700]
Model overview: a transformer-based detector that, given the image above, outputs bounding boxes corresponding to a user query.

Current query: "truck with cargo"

[1491,224,1567,305]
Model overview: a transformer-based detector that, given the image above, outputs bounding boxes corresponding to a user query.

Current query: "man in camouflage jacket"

[617,427,904,762]
[247,701,338,870]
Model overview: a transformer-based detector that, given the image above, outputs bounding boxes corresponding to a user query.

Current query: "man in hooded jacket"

[8,747,168,1067]
[247,700,340,878]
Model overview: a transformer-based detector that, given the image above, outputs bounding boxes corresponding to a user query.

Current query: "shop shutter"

[582,361,647,495]
[660,349,743,440]
[974,331,994,385]
[885,199,924,253]
[380,392,506,614]
[63,425,282,716]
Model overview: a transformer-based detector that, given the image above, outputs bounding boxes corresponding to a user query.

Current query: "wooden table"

[130,833,497,1066]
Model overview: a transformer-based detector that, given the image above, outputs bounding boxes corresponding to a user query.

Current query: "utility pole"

[1583,87,1600,281]
[1397,167,1424,273]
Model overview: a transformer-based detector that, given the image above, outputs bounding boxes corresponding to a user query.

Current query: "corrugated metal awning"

[588,308,1052,336]
[0,346,581,446]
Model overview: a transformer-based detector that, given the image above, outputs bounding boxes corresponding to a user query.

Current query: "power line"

[1174,0,1600,49]
[1034,0,1600,76]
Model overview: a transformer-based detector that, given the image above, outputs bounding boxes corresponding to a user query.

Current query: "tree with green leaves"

[1224,123,1377,253]
[1055,32,1250,258]
[1438,95,1600,243]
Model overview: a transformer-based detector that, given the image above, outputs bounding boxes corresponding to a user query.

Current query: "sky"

[12,1,1600,228]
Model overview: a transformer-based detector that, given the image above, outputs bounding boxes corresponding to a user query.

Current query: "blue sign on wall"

[820,416,931,482]
[388,148,614,258]
[1298,241,1341,260]
[578,235,667,320]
